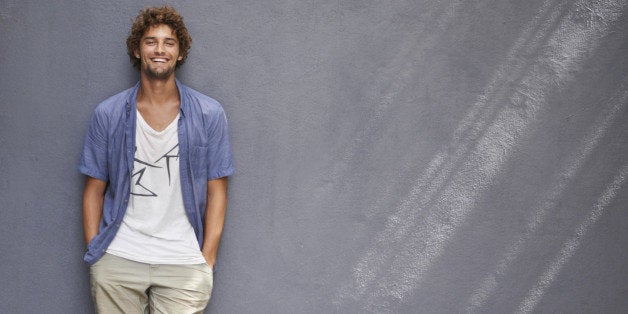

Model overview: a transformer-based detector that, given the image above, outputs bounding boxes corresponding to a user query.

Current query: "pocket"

[90,252,110,268]
[193,262,213,275]
[204,263,214,274]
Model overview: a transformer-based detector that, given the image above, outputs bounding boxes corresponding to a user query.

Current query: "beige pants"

[90,253,213,314]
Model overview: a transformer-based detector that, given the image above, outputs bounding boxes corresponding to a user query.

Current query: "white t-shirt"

[107,111,205,264]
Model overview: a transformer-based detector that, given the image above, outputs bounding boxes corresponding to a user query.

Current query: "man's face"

[135,24,183,80]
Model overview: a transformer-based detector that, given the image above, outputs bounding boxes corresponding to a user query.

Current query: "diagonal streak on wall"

[334,0,627,311]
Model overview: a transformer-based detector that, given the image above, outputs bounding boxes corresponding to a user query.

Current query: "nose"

[155,42,165,54]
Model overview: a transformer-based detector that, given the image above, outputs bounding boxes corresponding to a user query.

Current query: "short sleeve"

[206,107,234,180]
[78,108,109,181]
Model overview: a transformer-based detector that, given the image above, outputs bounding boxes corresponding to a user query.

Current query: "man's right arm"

[82,177,107,245]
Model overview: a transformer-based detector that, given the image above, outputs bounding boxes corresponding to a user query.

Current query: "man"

[79,6,234,313]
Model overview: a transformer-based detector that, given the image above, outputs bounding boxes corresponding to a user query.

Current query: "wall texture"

[1,0,627,313]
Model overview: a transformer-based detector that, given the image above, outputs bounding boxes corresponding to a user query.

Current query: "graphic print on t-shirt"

[131,144,179,197]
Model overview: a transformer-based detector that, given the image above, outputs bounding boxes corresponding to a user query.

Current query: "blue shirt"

[79,80,234,265]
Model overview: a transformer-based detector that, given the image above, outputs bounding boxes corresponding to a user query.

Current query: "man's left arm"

[201,177,229,269]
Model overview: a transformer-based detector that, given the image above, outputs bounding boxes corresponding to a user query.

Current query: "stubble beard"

[143,62,176,80]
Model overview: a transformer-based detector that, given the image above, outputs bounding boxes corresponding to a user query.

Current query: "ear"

[177,55,183,61]
[134,49,140,59]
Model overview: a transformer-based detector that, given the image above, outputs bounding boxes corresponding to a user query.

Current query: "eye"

[166,41,176,47]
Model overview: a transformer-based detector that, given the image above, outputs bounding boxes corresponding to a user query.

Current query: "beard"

[142,61,176,80]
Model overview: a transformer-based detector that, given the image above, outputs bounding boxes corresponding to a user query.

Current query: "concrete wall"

[1,0,627,313]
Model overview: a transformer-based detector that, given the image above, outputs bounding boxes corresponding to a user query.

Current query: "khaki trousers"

[90,253,213,314]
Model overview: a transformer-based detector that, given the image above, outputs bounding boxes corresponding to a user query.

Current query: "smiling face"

[134,24,183,80]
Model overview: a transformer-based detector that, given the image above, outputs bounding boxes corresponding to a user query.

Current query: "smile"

[151,58,168,63]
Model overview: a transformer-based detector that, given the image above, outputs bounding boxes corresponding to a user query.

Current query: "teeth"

[152,58,166,63]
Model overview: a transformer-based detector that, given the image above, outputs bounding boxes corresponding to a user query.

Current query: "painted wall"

[1,0,627,313]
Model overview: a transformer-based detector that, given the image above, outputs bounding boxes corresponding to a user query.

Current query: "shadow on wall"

[332,0,627,312]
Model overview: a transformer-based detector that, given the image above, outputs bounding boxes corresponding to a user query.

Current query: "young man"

[79,6,234,313]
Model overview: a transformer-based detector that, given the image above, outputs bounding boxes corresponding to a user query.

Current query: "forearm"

[201,177,228,267]
[82,177,106,245]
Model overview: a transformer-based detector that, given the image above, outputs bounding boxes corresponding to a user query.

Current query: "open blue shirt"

[79,80,234,265]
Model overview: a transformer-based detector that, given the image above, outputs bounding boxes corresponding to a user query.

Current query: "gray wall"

[1,0,627,313]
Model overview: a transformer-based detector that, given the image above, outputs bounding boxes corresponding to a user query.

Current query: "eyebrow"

[143,36,178,42]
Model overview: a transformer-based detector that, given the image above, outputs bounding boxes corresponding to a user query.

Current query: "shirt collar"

[124,79,188,117]
[125,81,141,113]
[175,78,188,118]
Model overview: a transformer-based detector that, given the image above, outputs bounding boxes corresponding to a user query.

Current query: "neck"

[137,73,180,107]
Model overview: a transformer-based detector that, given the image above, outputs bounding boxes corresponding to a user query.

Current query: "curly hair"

[126,6,192,69]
